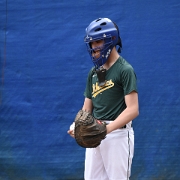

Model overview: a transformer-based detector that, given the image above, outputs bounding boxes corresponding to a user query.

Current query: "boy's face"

[91,39,104,59]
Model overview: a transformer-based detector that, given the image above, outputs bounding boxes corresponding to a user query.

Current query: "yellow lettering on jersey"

[92,79,114,98]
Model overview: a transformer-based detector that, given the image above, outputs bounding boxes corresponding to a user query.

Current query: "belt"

[101,120,126,129]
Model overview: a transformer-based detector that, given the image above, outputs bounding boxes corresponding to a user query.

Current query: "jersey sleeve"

[121,65,138,95]
[84,68,94,99]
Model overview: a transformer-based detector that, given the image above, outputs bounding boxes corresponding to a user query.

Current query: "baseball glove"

[74,110,107,148]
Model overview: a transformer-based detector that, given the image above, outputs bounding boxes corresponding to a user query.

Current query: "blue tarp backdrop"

[0,1,180,180]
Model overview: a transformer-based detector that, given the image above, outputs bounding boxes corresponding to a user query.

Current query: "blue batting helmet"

[84,18,122,68]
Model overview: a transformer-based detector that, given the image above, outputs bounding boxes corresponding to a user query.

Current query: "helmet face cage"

[85,35,114,68]
[84,18,120,68]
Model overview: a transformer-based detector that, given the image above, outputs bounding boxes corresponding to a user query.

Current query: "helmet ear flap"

[117,37,122,53]
[119,37,122,48]
[113,21,122,52]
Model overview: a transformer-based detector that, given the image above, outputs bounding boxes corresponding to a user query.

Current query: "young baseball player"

[68,18,139,180]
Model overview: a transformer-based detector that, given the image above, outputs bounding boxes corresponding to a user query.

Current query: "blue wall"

[0,1,180,179]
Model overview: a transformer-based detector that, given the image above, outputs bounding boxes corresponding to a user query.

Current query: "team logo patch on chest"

[92,79,114,98]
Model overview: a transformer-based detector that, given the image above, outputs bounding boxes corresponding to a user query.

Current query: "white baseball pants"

[84,127,134,180]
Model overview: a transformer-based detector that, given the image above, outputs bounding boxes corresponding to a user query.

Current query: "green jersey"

[84,56,138,120]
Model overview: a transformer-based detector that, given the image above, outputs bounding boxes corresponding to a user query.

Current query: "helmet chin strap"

[95,66,106,87]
